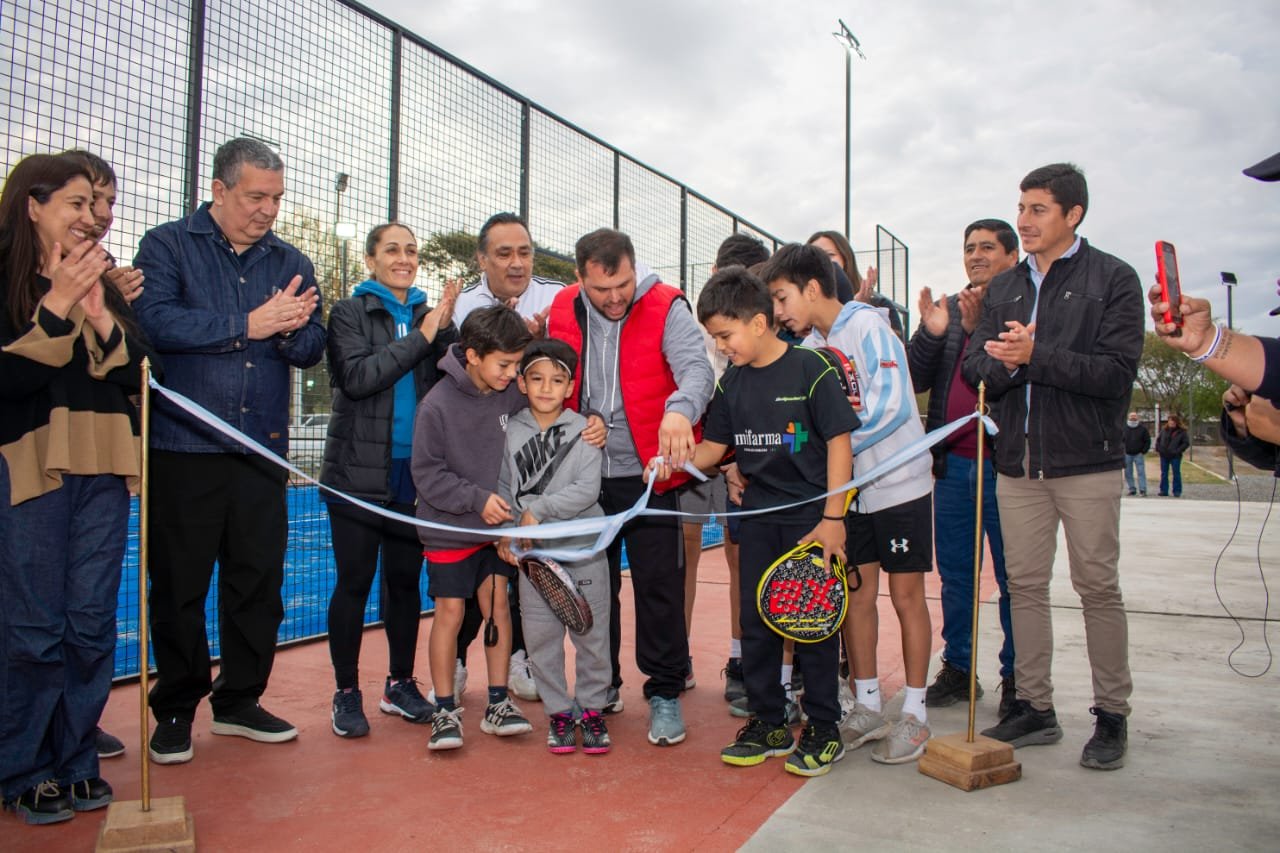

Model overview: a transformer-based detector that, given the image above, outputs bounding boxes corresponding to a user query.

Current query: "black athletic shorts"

[425,545,515,600]
[845,493,933,573]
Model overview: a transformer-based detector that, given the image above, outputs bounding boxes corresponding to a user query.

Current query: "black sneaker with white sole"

[380,677,433,723]
[4,781,73,825]
[95,727,125,759]
[69,777,113,811]
[980,699,1063,747]
[149,716,194,764]
[211,703,298,743]
[332,689,370,738]
[1080,706,1127,770]
[428,706,464,750]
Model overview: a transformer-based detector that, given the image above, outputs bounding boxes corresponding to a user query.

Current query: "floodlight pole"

[833,20,866,240]
[1220,271,1236,330]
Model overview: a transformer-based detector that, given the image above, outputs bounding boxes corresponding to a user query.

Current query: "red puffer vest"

[548,282,699,493]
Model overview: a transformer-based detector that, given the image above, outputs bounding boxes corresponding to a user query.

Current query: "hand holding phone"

[1155,240,1182,328]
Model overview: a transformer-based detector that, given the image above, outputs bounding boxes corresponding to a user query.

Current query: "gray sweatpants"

[519,554,612,718]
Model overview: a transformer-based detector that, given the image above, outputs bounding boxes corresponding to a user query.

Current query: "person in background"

[807,229,905,340]
[1155,414,1190,498]
[1122,412,1151,497]
[322,222,458,738]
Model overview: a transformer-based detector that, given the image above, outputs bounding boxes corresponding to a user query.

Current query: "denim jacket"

[133,203,325,455]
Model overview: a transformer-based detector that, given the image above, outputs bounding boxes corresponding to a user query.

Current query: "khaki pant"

[996,466,1132,716]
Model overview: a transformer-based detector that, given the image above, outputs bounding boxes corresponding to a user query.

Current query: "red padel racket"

[518,555,593,635]
[756,541,851,643]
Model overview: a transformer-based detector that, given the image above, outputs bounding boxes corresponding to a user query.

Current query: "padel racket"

[518,555,593,635]
[756,542,851,644]
[813,346,861,411]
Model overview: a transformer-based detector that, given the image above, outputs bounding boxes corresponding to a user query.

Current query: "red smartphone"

[1155,240,1182,327]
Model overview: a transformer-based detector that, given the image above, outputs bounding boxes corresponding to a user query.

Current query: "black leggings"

[326,500,425,690]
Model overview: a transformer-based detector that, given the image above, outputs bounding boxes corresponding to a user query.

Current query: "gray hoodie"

[411,344,526,550]
[576,263,715,478]
[498,407,603,553]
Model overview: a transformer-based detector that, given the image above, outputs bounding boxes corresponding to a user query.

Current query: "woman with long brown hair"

[0,153,154,825]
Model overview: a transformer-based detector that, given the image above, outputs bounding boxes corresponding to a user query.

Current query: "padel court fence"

[3,0,759,679]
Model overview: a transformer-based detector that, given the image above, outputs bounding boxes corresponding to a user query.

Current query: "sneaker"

[1128,489,1137,496]
[790,672,805,696]
[720,717,796,767]
[839,702,891,749]
[547,712,576,754]
[428,706,464,750]
[211,703,298,743]
[925,661,983,708]
[603,686,624,714]
[3,780,73,825]
[647,696,686,746]
[480,698,533,736]
[149,716,193,764]
[784,722,845,777]
[380,677,433,723]
[722,658,746,703]
[998,676,1017,720]
[837,679,857,725]
[509,651,540,702]
[683,656,696,691]
[428,660,469,704]
[980,699,1063,747]
[68,777,113,811]
[332,689,370,738]
[95,726,125,759]
[730,696,802,725]
[871,713,931,764]
[1080,706,1127,770]
[580,709,612,754]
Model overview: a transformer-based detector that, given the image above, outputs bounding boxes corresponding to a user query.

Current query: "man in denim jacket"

[134,138,324,764]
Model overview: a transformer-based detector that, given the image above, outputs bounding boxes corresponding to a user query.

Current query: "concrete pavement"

[746,495,1280,852]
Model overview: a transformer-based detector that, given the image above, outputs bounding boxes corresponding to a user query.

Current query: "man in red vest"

[548,229,714,746]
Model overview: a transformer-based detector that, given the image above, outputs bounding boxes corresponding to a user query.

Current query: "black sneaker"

[998,676,1017,720]
[547,712,576,754]
[785,722,845,777]
[580,709,612,754]
[332,689,370,738]
[149,716,193,764]
[3,780,73,825]
[211,703,298,743]
[721,717,796,767]
[980,699,1063,747]
[722,658,746,703]
[380,677,433,723]
[95,726,125,759]
[925,661,983,708]
[1080,706,1127,770]
[603,686,624,714]
[68,777,113,811]
[428,706,464,751]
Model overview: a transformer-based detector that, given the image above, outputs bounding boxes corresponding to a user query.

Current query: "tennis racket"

[518,555,593,635]
[813,346,861,411]
[756,541,851,643]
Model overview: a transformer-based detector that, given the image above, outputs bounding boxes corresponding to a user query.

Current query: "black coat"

[319,293,457,502]
[908,288,983,477]
[962,239,1144,479]
[1122,423,1150,455]
[1155,425,1190,459]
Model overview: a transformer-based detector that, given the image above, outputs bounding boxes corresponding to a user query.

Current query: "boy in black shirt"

[655,266,859,776]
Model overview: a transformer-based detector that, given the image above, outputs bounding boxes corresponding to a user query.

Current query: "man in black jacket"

[963,163,1144,771]
[908,219,1019,714]
[1122,412,1151,496]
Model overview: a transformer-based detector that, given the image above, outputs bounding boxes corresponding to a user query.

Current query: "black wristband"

[822,514,844,521]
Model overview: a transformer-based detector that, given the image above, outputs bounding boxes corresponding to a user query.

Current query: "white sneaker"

[839,702,891,749]
[870,713,931,764]
[509,650,540,702]
[428,659,469,704]
[837,679,857,725]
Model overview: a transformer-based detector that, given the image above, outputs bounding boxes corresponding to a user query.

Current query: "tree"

[419,229,577,287]
[1135,330,1229,434]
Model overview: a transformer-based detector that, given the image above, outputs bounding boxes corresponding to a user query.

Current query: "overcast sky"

[365,0,1279,333]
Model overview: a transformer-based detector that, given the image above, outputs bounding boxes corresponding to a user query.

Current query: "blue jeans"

[1159,456,1182,496]
[1123,454,1147,494]
[934,453,1014,678]
[0,460,128,799]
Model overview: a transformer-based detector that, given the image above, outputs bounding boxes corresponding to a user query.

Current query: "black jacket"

[908,288,982,477]
[1220,413,1280,475]
[962,239,1144,479]
[319,293,457,502]
[1122,423,1150,455]
[1155,425,1190,459]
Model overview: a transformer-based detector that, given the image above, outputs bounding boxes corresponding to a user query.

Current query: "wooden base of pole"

[95,796,195,852]
[917,733,1021,791]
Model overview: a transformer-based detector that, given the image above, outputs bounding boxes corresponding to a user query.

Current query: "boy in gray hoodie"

[412,305,533,750]
[498,339,613,754]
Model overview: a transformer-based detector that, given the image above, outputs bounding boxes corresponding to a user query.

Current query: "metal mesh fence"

[3,0,767,680]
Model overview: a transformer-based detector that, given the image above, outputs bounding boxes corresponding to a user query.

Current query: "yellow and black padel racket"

[756,542,850,643]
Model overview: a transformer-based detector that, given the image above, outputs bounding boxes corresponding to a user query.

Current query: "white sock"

[854,677,882,712]
[780,663,794,688]
[902,686,928,725]
[729,638,742,659]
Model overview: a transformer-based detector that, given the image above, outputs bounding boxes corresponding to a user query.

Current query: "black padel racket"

[756,542,849,643]
[518,555,593,635]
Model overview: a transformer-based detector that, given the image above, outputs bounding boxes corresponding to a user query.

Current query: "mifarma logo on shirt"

[735,422,809,454]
